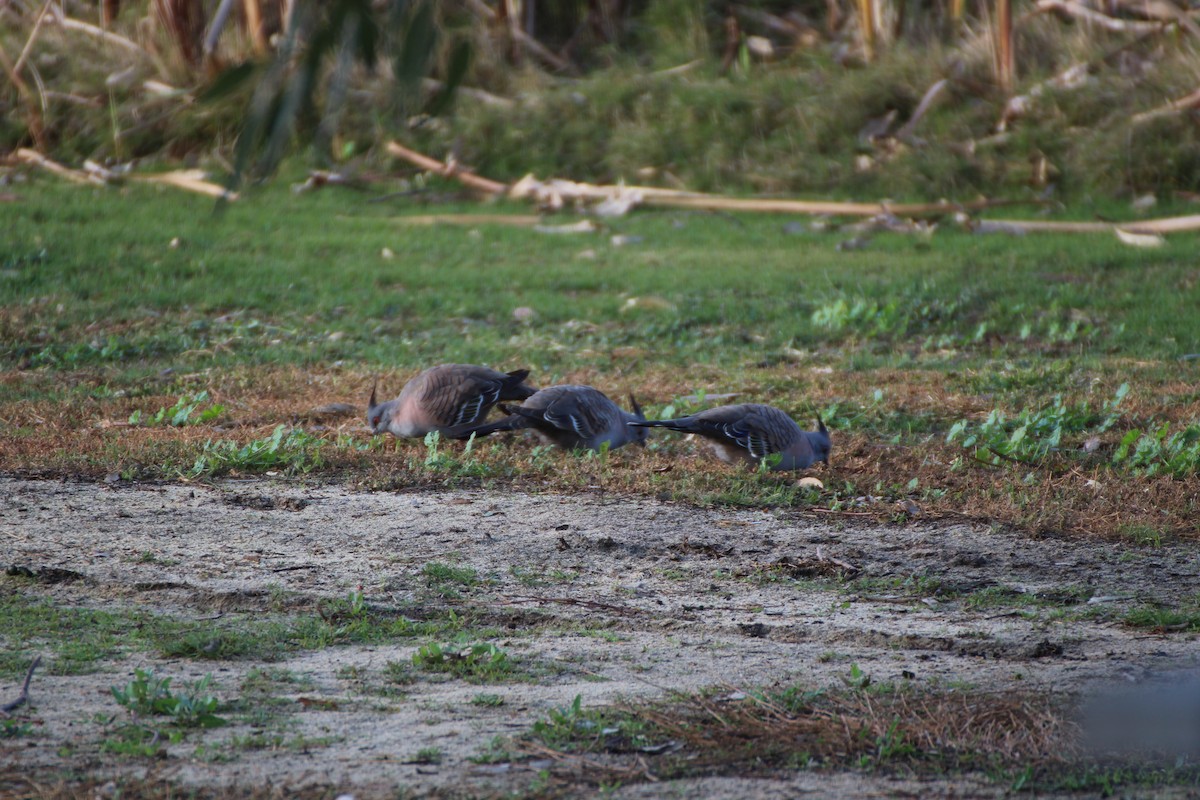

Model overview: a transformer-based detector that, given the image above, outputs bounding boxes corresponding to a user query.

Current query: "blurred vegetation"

[1,0,1199,199]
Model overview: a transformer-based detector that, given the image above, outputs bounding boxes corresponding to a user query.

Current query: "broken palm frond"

[385,140,508,196]
[970,214,1200,234]
[1131,86,1200,126]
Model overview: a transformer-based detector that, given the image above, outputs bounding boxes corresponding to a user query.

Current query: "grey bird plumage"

[629,403,830,470]
[367,364,536,438]
[455,384,649,451]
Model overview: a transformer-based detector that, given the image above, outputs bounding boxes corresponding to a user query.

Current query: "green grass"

[0,589,501,679]
[3,177,1200,537]
[3,179,1199,386]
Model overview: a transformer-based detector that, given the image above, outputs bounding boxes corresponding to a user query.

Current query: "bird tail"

[443,412,528,440]
[627,417,695,432]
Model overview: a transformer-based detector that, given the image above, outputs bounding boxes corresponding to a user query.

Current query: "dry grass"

[3,363,1196,541]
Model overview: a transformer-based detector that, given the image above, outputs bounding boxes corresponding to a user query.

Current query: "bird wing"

[420,365,509,428]
[520,386,615,440]
[692,405,801,459]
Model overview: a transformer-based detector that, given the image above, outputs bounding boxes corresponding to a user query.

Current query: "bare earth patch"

[2,476,1199,797]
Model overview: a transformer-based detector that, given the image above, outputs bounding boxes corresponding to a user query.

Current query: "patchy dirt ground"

[2,476,1199,798]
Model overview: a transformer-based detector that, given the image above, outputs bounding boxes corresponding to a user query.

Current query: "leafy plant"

[110,669,226,728]
[129,390,225,427]
[188,425,324,477]
[947,384,1128,464]
[1112,423,1200,477]
[412,641,512,682]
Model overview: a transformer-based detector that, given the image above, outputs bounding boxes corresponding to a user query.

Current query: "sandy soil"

[2,476,1199,798]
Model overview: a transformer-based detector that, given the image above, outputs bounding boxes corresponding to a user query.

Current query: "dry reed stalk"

[856,0,878,60]
[993,0,1014,93]
[243,0,269,55]
[153,0,206,66]
[385,140,509,195]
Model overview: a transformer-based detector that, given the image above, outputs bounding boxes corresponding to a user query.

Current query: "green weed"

[187,425,324,477]
[129,390,225,427]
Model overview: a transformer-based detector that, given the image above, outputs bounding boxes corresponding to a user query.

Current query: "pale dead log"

[1131,87,1200,125]
[15,148,101,184]
[971,215,1200,234]
[644,194,1008,217]
[385,140,509,195]
[391,214,543,227]
[1033,0,1166,32]
[49,13,149,57]
[13,0,54,76]
[131,170,238,200]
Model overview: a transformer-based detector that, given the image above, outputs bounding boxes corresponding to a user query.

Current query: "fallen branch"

[15,148,101,185]
[1,656,41,715]
[645,194,1011,217]
[893,78,948,141]
[385,141,508,196]
[392,214,543,227]
[971,214,1200,234]
[48,13,149,58]
[13,0,55,77]
[1131,86,1200,126]
[131,170,239,200]
[1032,0,1166,32]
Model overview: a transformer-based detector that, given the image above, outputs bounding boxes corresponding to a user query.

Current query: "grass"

[1,178,1199,541]
[0,588,501,679]
[514,679,1200,794]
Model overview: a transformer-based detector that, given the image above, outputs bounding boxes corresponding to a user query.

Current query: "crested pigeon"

[629,404,830,471]
[367,364,536,438]
[455,384,649,452]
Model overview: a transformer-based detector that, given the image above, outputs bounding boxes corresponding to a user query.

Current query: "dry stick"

[979,214,1200,233]
[465,0,572,72]
[392,214,543,226]
[1,656,41,715]
[421,77,514,109]
[385,141,508,196]
[14,147,97,184]
[1131,87,1200,126]
[49,14,148,57]
[645,194,1004,217]
[1032,0,1166,32]
[13,0,54,76]
[893,78,948,142]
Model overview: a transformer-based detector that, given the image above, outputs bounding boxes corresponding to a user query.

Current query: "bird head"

[627,395,649,446]
[806,415,832,464]
[366,379,392,434]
